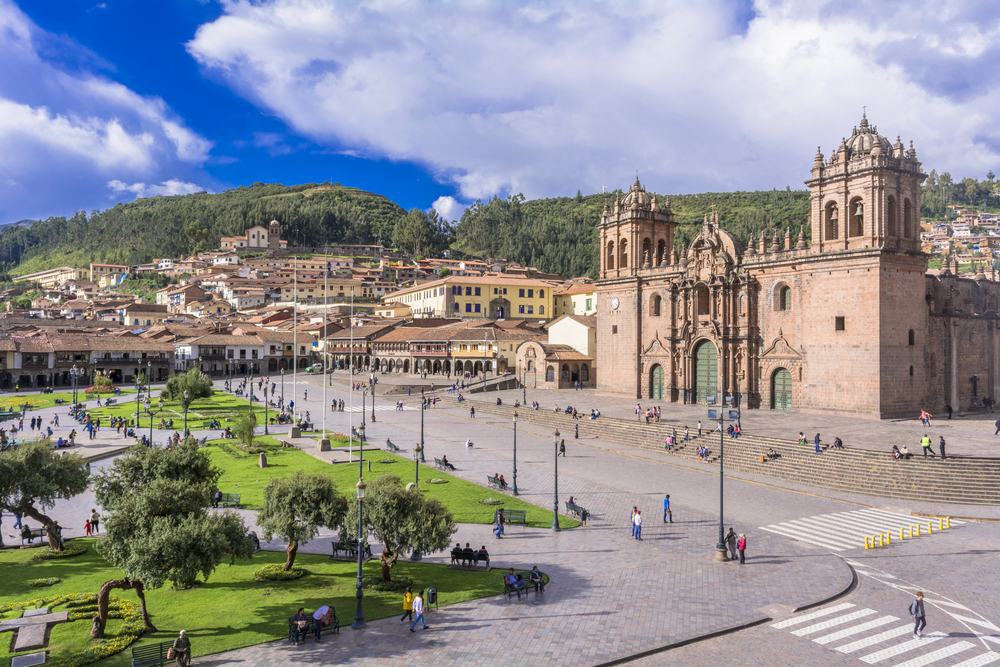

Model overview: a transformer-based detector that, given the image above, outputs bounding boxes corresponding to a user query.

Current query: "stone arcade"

[596,115,1000,418]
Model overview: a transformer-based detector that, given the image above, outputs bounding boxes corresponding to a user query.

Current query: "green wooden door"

[772,368,793,410]
[693,341,717,404]
[650,364,664,399]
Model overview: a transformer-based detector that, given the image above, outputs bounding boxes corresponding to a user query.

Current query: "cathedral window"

[696,285,710,316]
[824,203,839,240]
[650,294,662,316]
[887,196,897,236]
[835,316,845,331]
[619,239,628,268]
[903,199,913,238]
[775,284,792,312]
[849,198,864,237]
[607,241,615,270]
[908,329,915,345]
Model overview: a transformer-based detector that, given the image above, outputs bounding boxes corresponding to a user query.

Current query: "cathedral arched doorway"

[771,367,793,410]
[650,364,664,399]
[692,341,717,404]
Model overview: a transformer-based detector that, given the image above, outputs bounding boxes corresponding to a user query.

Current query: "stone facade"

[596,115,1000,418]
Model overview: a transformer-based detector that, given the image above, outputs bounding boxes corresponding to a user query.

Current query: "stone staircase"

[470,401,1000,506]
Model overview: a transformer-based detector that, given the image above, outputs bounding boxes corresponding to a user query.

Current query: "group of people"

[503,567,544,599]
[724,528,748,564]
[330,399,345,412]
[636,404,663,423]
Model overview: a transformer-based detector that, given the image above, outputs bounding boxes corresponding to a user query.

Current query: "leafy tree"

[233,412,257,450]
[93,373,112,389]
[162,367,214,401]
[91,441,252,637]
[438,268,451,277]
[0,439,89,551]
[257,472,348,572]
[344,475,456,582]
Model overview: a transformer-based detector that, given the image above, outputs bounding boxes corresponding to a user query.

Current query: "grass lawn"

[0,539,500,667]
[85,392,268,432]
[0,390,137,412]
[206,437,580,529]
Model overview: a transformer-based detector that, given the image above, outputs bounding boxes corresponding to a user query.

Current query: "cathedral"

[596,115,1000,418]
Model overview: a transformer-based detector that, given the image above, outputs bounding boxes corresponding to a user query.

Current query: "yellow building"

[553,282,597,317]
[385,276,561,321]
[280,278,376,301]
[15,266,87,289]
[374,302,411,318]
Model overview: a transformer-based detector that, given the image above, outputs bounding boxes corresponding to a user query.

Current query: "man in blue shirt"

[663,495,672,523]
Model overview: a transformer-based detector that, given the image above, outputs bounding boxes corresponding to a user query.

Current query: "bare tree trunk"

[380,548,398,582]
[19,504,62,551]
[284,540,298,571]
[91,578,155,638]
[133,581,157,632]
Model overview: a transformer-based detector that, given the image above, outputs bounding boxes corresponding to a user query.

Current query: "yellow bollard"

[915,525,920,537]
[885,532,890,545]
[928,522,932,535]
[878,534,884,547]
[946,517,951,529]
[900,528,905,540]
[864,536,870,549]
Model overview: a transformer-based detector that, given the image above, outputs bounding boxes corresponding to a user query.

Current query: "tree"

[233,412,257,450]
[91,441,252,637]
[0,439,89,551]
[344,475,456,582]
[161,367,214,401]
[257,472,348,572]
[438,268,451,277]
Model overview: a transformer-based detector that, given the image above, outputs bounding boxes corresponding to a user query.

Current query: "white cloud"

[188,0,1000,201]
[107,179,207,199]
[430,195,465,222]
[0,0,213,221]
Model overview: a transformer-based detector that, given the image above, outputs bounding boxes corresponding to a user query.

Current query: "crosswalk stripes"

[340,405,399,413]
[758,509,964,551]
[771,605,994,666]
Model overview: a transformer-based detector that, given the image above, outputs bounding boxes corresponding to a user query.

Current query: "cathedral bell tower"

[598,177,676,279]
[806,114,926,254]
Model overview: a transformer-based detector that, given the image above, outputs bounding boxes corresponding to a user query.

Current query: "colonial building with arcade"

[596,115,1000,418]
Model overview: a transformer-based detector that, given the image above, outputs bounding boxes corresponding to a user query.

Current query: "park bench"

[130,640,174,667]
[20,527,48,545]
[299,422,314,432]
[495,509,527,526]
[217,493,241,508]
[502,570,547,598]
[565,501,590,524]
[105,398,117,406]
[434,457,456,471]
[486,475,505,490]
[331,541,373,560]
[384,439,400,453]
[288,607,340,643]
[450,547,490,568]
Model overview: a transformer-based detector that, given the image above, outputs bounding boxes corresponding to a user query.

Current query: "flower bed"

[254,564,306,581]
[0,593,142,667]
[84,385,117,394]
[361,575,412,592]
[29,577,61,587]
[31,544,89,561]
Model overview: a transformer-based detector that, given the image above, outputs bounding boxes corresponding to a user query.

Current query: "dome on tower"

[620,176,652,209]
[846,114,891,157]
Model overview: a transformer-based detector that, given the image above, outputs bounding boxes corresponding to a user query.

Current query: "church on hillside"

[596,115,1000,418]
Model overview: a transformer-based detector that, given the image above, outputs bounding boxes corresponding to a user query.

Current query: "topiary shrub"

[31,544,88,561]
[480,498,503,505]
[428,478,448,484]
[29,578,60,587]
[362,575,412,592]
[254,564,307,581]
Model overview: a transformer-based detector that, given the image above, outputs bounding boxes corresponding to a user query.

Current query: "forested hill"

[455,188,812,279]
[4,182,409,276]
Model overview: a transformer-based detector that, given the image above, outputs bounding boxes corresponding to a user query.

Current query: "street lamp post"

[370,374,376,423]
[281,369,285,410]
[264,386,269,435]
[144,395,164,447]
[135,375,142,431]
[410,443,423,561]
[713,394,731,563]
[248,374,254,415]
[353,477,367,629]
[552,429,561,531]
[419,388,426,463]
[183,390,190,437]
[522,370,526,405]
[512,411,520,496]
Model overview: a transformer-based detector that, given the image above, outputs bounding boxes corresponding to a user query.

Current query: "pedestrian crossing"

[337,404,399,413]
[772,603,997,666]
[758,509,964,552]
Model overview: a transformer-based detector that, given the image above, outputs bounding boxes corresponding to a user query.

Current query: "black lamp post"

[512,411,519,496]
[552,428,561,531]
[410,443,423,561]
[370,374,376,423]
[183,390,190,437]
[144,395,164,446]
[353,477,367,629]
[522,369,527,405]
[135,375,142,432]
[280,369,285,410]
[264,386,269,435]
[419,388,426,462]
[713,389,731,563]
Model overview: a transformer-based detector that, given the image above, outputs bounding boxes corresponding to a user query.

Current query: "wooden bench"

[288,607,339,643]
[565,501,590,524]
[217,493,241,508]
[384,439,400,453]
[502,570,546,598]
[496,509,527,526]
[331,541,373,560]
[450,548,489,568]
[486,475,506,490]
[130,641,174,667]
[434,457,456,471]
[299,422,314,432]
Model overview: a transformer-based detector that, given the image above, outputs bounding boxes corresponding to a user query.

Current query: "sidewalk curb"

[591,558,857,667]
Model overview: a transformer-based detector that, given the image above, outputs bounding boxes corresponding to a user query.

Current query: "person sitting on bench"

[505,569,522,599]
[498,474,508,490]
[21,524,33,543]
[530,566,544,592]
[441,455,456,471]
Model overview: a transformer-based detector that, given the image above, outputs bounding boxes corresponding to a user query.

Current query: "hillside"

[4,182,407,276]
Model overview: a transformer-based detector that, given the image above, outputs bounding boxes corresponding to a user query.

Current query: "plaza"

[2,372,999,667]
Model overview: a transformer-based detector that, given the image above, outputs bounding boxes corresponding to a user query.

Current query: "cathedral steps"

[473,402,1000,505]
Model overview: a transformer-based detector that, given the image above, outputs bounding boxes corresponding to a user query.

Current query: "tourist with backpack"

[910,591,926,638]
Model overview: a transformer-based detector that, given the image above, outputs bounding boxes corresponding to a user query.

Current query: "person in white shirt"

[634,510,643,540]
[409,590,428,631]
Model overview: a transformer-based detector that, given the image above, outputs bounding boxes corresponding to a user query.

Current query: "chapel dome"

[846,114,892,157]
[620,176,653,208]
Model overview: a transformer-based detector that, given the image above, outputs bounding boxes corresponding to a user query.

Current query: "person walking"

[494,508,504,538]
[920,434,936,457]
[698,420,702,437]
[574,423,579,439]
[400,586,414,624]
[409,590,428,631]
[634,510,643,540]
[559,440,566,457]
[939,436,947,460]
[737,533,747,564]
[910,591,926,638]
[684,426,690,442]
[89,509,100,535]
[630,506,638,536]
[814,433,822,454]
[470,406,475,419]
[663,495,672,523]
[725,528,738,560]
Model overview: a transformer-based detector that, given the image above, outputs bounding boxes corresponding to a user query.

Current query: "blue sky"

[2,0,999,225]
